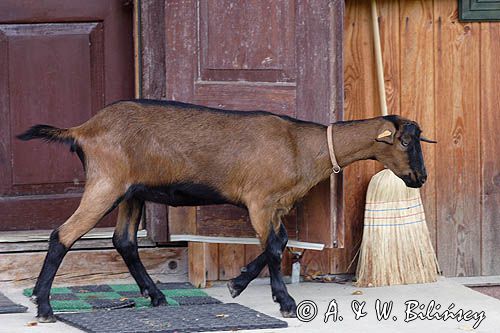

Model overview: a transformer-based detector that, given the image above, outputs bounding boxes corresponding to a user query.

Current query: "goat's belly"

[127,182,233,207]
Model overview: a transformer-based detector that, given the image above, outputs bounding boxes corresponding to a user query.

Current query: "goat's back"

[71,100,323,200]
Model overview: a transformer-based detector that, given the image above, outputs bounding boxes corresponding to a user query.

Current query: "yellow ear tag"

[377,130,392,139]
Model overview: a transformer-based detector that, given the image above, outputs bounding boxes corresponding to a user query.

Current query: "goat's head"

[372,115,436,188]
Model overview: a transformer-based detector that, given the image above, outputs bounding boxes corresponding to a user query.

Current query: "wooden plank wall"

[343,0,381,277]
[344,0,500,277]
[480,20,500,276]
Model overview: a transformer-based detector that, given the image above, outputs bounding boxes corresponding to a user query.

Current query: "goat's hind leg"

[235,206,296,317]
[227,253,267,298]
[113,198,166,306]
[32,182,122,323]
[266,223,296,317]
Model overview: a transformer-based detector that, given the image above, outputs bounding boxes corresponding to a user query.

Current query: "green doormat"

[23,282,221,313]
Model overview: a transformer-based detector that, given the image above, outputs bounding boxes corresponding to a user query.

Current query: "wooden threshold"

[0,228,153,253]
[0,228,189,286]
[0,247,188,286]
[0,227,147,242]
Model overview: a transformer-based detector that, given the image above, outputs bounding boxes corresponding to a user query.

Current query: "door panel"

[0,0,133,231]
[193,83,295,115]
[5,23,102,186]
[142,0,344,247]
[199,0,296,82]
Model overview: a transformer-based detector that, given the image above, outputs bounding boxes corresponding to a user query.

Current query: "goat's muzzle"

[401,172,426,188]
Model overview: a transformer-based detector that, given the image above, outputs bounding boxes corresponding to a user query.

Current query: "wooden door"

[0,0,134,231]
[141,0,344,247]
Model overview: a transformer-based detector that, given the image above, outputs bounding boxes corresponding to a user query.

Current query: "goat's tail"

[17,124,75,145]
[17,124,85,166]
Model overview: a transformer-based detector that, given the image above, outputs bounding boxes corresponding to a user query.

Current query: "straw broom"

[355,0,439,287]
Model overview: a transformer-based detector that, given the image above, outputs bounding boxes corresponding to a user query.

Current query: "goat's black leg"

[227,253,267,298]
[31,230,69,322]
[33,184,122,322]
[113,198,166,307]
[227,224,288,298]
[266,224,296,318]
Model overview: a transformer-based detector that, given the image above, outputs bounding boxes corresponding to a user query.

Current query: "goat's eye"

[401,140,410,147]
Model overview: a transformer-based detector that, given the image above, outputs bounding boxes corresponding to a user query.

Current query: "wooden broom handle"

[371,0,388,117]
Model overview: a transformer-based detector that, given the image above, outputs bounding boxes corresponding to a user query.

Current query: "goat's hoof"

[280,309,297,318]
[29,295,38,304]
[151,295,167,307]
[227,280,242,298]
[37,314,57,323]
[280,300,297,318]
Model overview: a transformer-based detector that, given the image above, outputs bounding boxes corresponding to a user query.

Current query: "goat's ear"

[376,125,396,144]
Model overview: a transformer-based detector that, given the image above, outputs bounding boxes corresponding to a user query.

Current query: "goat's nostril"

[418,173,427,183]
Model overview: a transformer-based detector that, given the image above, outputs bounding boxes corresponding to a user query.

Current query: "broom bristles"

[355,169,440,287]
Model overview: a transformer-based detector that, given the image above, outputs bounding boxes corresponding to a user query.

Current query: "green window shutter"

[459,0,500,21]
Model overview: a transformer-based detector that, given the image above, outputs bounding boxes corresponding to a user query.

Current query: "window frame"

[459,0,500,22]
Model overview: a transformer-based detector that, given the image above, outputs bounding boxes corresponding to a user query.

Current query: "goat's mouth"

[400,174,423,188]
[406,181,423,189]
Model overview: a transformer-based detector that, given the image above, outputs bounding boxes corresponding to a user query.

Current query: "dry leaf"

[352,290,363,295]
[216,313,229,318]
[458,325,474,331]
[26,321,38,327]
[310,271,321,279]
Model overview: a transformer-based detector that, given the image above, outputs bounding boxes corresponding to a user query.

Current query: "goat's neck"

[329,121,377,168]
[308,121,378,181]
[297,120,380,192]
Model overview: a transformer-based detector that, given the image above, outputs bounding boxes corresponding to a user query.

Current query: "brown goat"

[18,99,434,321]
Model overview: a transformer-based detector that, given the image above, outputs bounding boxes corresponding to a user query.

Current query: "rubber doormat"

[0,292,27,314]
[469,286,500,300]
[57,303,288,333]
[23,282,221,312]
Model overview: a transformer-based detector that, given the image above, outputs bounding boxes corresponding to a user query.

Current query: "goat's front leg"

[227,223,288,298]
[240,206,296,317]
[32,182,122,322]
[113,198,166,306]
